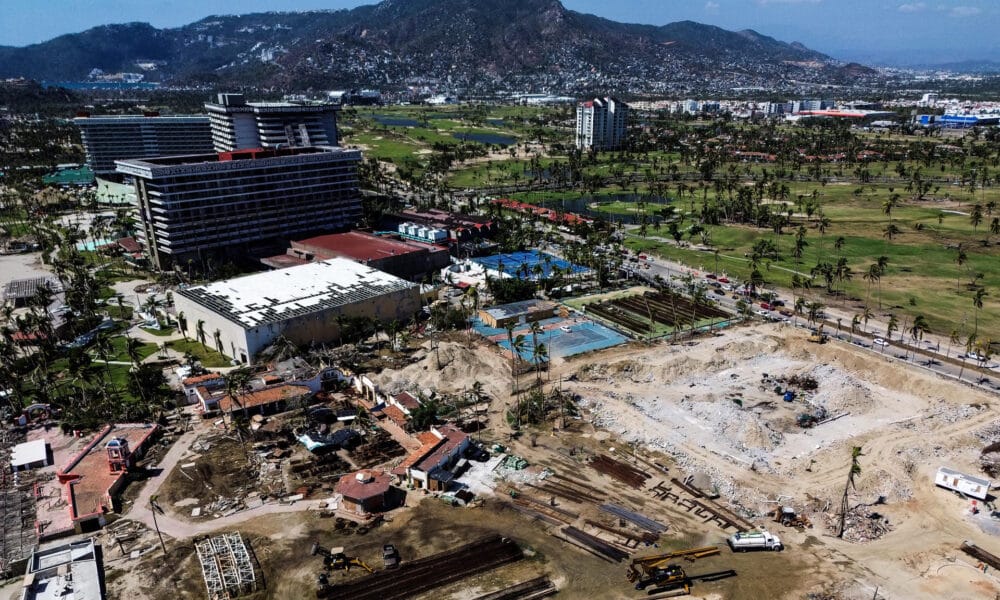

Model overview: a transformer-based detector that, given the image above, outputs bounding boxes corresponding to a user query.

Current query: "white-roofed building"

[10,439,50,472]
[21,539,103,600]
[174,258,421,364]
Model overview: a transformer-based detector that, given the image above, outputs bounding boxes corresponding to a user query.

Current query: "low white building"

[21,539,103,600]
[935,467,991,500]
[10,439,50,471]
[174,258,421,364]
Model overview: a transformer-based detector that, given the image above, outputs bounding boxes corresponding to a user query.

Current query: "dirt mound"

[374,340,512,402]
[806,364,874,412]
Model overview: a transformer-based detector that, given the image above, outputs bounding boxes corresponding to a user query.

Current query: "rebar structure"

[196,532,257,599]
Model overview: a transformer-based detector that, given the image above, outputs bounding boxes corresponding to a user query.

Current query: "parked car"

[873,338,889,347]
[383,544,400,569]
[760,302,773,311]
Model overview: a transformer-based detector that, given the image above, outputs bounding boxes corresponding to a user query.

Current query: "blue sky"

[0,0,995,65]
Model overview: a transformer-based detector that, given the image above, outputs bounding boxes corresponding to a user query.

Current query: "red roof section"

[295,231,432,262]
[58,424,158,520]
[393,434,445,476]
[394,392,420,411]
[413,424,468,473]
[335,470,392,501]
[219,384,310,412]
[116,237,141,253]
[491,198,593,225]
[182,372,224,386]
[381,405,408,427]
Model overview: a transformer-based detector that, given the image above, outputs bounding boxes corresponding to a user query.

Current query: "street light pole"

[150,496,167,555]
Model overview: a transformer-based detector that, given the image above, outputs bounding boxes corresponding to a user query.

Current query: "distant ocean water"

[41,81,161,90]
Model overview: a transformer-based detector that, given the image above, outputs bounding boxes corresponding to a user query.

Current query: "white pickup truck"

[727,530,783,552]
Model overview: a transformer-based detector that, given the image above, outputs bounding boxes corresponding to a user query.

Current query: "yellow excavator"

[808,324,828,344]
[311,542,373,588]
[626,546,720,589]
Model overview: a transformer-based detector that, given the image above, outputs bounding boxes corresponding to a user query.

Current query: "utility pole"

[150,496,167,555]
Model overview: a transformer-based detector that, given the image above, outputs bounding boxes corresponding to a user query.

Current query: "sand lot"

[558,323,1000,599]
[0,253,51,291]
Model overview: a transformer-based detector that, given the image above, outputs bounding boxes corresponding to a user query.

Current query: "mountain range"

[0,0,880,94]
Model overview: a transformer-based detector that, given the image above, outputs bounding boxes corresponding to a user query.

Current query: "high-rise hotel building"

[115,146,362,270]
[74,114,214,175]
[204,93,340,152]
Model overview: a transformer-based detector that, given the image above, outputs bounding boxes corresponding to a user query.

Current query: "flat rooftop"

[296,231,441,262]
[74,114,208,122]
[23,540,102,600]
[175,257,417,329]
[482,299,558,320]
[10,439,47,468]
[2,277,61,301]
[115,145,352,170]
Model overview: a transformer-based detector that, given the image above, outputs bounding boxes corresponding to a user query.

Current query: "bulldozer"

[772,505,812,529]
[808,324,828,344]
[626,546,720,589]
[311,542,373,588]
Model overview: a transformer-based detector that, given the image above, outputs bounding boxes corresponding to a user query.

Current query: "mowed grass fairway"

[625,189,1000,342]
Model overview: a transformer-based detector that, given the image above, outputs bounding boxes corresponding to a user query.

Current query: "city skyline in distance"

[0,0,995,67]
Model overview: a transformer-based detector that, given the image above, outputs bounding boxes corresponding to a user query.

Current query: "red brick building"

[335,470,393,516]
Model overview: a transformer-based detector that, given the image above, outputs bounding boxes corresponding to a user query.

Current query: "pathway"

[124,419,330,539]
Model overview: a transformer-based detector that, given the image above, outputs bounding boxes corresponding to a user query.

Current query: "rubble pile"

[827,505,894,543]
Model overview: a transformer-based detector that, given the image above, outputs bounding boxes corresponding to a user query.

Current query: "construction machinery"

[626,546,720,586]
[808,325,828,344]
[311,542,373,588]
[772,505,812,529]
[631,563,738,593]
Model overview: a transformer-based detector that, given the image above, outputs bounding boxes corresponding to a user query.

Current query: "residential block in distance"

[575,97,628,150]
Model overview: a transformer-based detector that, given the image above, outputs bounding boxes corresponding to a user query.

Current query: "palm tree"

[511,334,528,427]
[529,321,544,385]
[886,315,899,351]
[946,329,959,358]
[794,297,806,326]
[955,245,967,293]
[177,311,188,340]
[908,315,929,360]
[195,319,206,345]
[806,301,824,328]
[863,264,880,312]
[875,255,890,311]
[224,367,253,460]
[973,288,988,336]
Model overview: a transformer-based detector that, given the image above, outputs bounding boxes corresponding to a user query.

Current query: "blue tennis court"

[473,314,627,361]
[471,250,588,280]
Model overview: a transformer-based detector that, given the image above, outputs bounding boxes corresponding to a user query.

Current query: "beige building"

[174,258,420,364]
